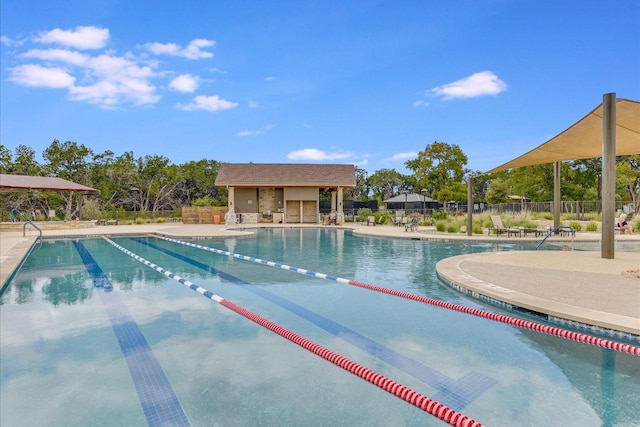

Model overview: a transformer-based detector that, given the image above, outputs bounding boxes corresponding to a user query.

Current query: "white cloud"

[22,48,89,66]
[431,71,507,100]
[71,54,159,106]
[34,26,109,50]
[169,74,199,93]
[8,64,75,88]
[412,100,429,108]
[248,99,259,108]
[389,151,418,161]
[287,148,354,161]
[5,26,221,109]
[1,35,26,47]
[144,38,215,59]
[179,95,238,112]
[265,76,276,81]
[237,123,274,137]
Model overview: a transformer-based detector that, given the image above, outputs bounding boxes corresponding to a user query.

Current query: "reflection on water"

[1,229,638,426]
[522,328,640,426]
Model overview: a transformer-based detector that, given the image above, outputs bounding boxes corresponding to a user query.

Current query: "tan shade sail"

[0,174,97,192]
[486,98,640,173]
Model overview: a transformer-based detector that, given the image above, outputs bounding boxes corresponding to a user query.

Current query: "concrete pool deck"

[1,222,639,338]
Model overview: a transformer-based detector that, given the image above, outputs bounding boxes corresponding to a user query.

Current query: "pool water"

[1,228,638,426]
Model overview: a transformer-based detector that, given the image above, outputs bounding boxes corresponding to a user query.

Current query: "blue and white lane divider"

[150,234,640,356]
[153,234,350,283]
[101,236,484,427]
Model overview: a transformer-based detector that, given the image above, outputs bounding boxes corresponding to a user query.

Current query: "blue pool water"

[1,228,638,426]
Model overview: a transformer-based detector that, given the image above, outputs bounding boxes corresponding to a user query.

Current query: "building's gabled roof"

[215,163,356,187]
[0,174,97,192]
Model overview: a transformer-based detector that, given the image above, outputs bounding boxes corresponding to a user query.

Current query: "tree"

[504,164,554,202]
[42,140,93,219]
[134,154,182,212]
[174,159,224,207]
[617,155,640,213]
[345,167,369,201]
[368,168,403,202]
[404,141,468,200]
[485,178,510,204]
[0,144,12,173]
[569,158,602,200]
[466,169,491,202]
[11,144,41,175]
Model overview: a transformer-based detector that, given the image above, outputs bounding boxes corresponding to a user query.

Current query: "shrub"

[375,212,392,225]
[433,210,448,221]
[568,221,582,231]
[356,208,372,223]
[435,220,447,232]
[81,199,102,220]
[135,217,146,224]
[586,221,598,232]
[446,222,460,233]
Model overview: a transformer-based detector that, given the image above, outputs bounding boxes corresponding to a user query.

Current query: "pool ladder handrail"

[536,225,575,250]
[11,208,42,244]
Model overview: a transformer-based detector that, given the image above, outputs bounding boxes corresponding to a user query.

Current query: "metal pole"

[553,162,561,228]
[602,93,616,259]
[467,177,473,236]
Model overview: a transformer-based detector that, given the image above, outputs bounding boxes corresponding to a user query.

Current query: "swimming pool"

[1,228,638,426]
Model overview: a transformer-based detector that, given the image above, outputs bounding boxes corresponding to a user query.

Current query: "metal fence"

[335,200,636,221]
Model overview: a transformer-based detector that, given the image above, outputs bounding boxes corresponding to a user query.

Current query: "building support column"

[602,93,616,259]
[227,187,235,212]
[337,187,344,225]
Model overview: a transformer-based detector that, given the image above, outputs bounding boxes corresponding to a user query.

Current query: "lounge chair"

[393,211,405,227]
[490,215,521,237]
[366,216,376,226]
[405,217,419,232]
[535,224,551,237]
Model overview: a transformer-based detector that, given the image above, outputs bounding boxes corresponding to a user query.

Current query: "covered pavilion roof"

[486,98,640,173]
[0,174,97,193]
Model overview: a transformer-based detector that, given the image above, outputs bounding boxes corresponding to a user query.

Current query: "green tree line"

[1,140,638,220]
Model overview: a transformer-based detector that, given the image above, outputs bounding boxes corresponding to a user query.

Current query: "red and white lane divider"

[103,236,484,427]
[152,234,640,357]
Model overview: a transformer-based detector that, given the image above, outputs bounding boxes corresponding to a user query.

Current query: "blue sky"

[1,1,639,175]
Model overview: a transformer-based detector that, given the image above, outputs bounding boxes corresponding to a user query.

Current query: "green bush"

[81,199,102,220]
[446,222,460,233]
[356,208,373,223]
[433,210,448,220]
[435,220,447,232]
[568,221,582,231]
[586,221,598,232]
[375,212,392,225]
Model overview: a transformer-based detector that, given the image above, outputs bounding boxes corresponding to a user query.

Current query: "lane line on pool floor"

[151,234,640,356]
[130,236,495,411]
[101,236,485,427]
[73,240,191,427]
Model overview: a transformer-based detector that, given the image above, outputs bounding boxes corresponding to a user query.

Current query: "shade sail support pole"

[602,93,616,259]
[467,177,473,236]
[553,162,561,228]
